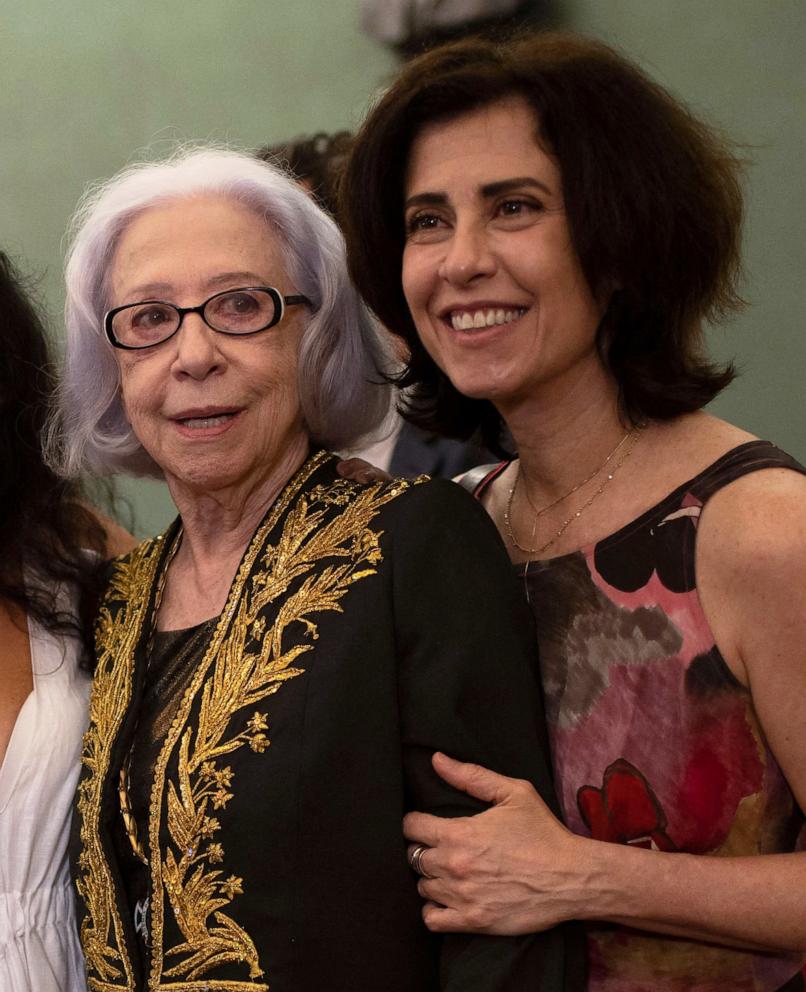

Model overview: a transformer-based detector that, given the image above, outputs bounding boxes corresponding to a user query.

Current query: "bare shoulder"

[101,514,138,557]
[699,462,806,560]
[650,411,756,470]
[696,457,806,687]
[82,504,138,558]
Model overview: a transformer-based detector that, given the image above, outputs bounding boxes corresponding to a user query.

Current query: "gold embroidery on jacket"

[77,537,166,991]
[143,455,419,989]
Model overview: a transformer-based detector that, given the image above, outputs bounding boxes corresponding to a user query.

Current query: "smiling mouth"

[448,307,527,331]
[175,412,239,430]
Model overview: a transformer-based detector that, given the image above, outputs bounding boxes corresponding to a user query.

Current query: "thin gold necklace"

[504,427,641,558]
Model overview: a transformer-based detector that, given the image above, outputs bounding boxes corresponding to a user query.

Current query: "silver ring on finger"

[409,844,436,879]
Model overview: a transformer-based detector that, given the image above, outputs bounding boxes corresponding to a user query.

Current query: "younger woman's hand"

[336,457,392,484]
[404,752,590,934]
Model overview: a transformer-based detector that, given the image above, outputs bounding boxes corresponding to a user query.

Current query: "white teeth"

[449,308,526,331]
[181,414,234,429]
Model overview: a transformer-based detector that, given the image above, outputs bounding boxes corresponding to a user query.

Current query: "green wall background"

[2,0,803,537]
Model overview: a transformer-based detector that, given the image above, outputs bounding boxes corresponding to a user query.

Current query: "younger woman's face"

[401,96,607,409]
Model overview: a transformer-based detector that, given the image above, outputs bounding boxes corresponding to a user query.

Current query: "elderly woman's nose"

[172,312,223,378]
[438,222,496,285]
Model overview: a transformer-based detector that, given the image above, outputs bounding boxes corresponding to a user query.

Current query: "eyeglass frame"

[103,285,312,350]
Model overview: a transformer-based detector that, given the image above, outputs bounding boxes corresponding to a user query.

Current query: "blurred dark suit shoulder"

[389,421,491,480]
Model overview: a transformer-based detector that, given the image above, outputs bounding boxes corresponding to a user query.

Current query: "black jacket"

[72,451,581,991]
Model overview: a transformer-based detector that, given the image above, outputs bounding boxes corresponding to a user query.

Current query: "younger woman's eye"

[405,212,443,235]
[497,197,541,217]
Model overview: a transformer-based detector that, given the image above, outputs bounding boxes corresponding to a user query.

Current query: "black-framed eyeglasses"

[104,286,311,350]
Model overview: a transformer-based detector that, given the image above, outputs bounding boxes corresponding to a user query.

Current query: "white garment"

[340,413,404,473]
[0,603,89,992]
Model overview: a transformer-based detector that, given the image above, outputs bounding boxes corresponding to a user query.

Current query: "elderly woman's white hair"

[50,146,395,478]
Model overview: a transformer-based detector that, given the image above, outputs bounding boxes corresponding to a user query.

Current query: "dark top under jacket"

[72,450,582,992]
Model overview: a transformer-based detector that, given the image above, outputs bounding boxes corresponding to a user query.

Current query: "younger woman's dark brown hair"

[0,251,107,658]
[339,32,744,454]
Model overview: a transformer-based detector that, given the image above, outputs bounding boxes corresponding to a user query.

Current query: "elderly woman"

[338,32,806,992]
[51,148,577,991]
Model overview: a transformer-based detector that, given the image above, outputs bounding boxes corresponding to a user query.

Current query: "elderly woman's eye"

[223,292,259,312]
[130,304,173,328]
[213,291,264,319]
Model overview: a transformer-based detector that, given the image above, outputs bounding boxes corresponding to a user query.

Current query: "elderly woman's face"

[401,96,607,409]
[108,195,307,494]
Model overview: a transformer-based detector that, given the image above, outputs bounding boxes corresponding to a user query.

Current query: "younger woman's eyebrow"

[404,191,447,211]
[405,176,552,211]
[480,177,552,198]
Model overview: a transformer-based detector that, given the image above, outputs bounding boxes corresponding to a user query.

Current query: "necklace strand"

[516,428,633,519]
[504,427,642,558]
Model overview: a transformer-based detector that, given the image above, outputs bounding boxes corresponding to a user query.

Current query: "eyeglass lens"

[111,288,278,347]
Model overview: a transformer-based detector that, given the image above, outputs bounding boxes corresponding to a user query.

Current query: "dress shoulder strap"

[457,442,805,509]
[690,440,806,504]
[455,461,510,498]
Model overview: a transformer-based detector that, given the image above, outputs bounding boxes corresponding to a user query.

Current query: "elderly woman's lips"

[178,413,235,428]
[172,410,242,435]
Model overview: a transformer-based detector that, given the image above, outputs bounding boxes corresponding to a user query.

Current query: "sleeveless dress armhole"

[688,440,805,503]
[519,439,806,992]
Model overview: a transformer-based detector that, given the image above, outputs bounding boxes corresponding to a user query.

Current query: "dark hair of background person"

[339,31,745,456]
[258,131,353,217]
[0,251,108,659]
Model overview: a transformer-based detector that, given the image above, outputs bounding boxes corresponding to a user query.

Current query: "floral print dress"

[474,441,806,992]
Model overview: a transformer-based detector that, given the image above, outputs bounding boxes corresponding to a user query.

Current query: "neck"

[168,435,310,573]
[499,358,629,502]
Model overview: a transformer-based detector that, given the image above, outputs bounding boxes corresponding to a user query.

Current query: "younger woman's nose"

[438,221,497,285]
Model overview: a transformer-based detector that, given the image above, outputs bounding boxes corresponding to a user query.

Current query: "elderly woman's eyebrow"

[121,271,269,302]
[205,271,268,290]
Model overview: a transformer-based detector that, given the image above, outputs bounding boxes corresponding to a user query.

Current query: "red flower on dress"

[578,758,677,851]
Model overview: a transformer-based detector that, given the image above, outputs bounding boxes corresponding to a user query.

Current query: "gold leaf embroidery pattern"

[77,537,166,992]
[145,459,420,989]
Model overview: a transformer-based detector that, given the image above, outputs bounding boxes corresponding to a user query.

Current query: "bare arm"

[406,756,806,951]
[95,510,138,557]
[80,502,137,557]
[405,469,806,952]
